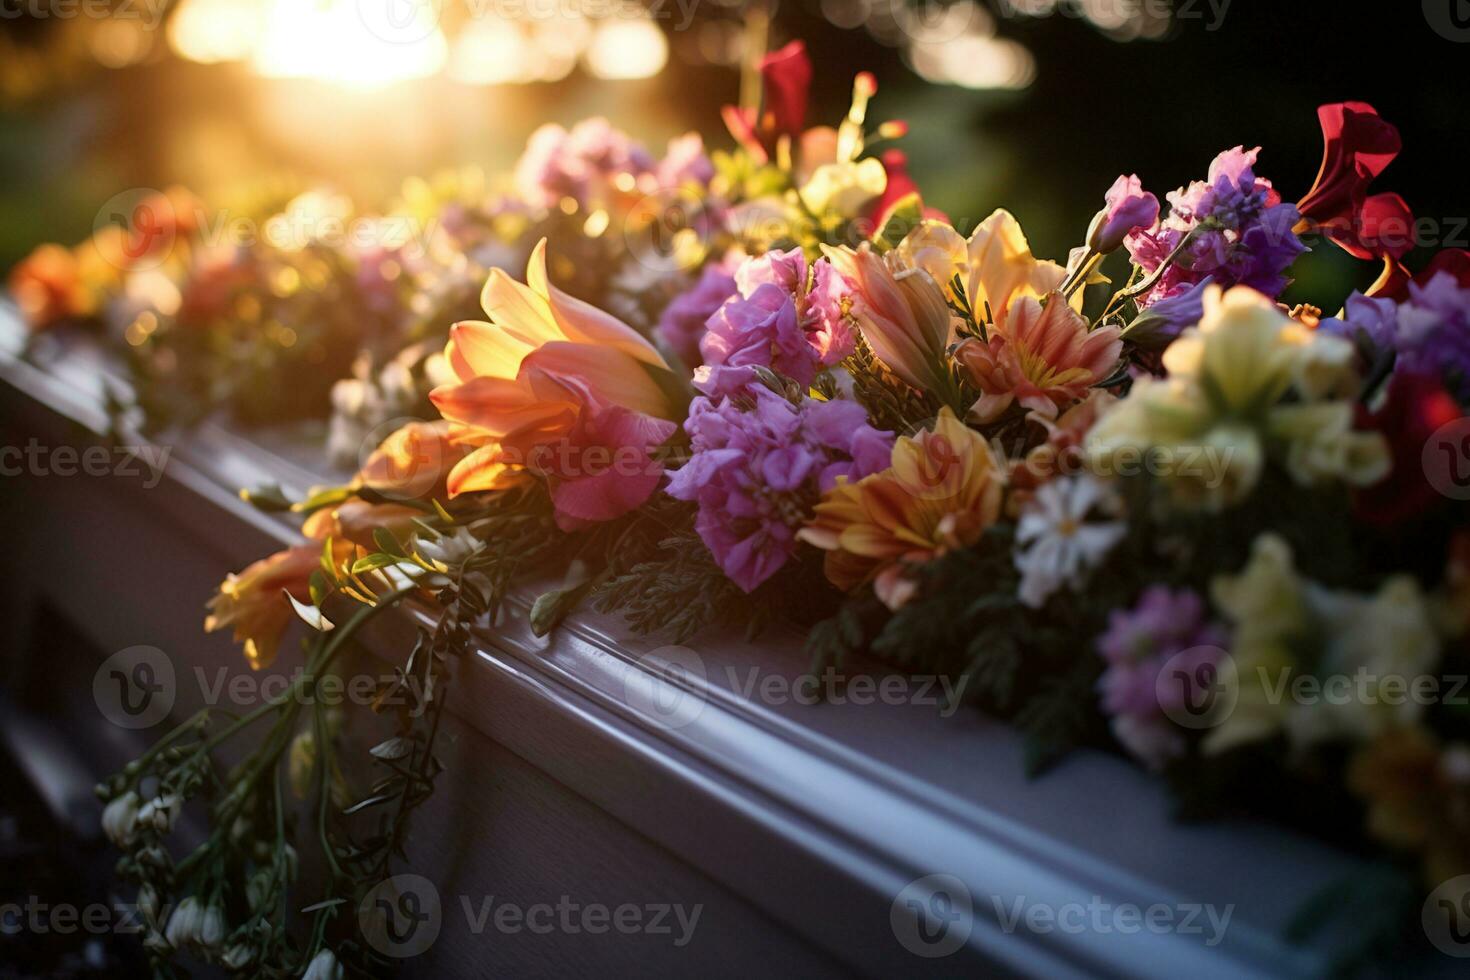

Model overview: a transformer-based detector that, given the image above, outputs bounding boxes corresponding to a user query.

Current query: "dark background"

[2,0,1468,305]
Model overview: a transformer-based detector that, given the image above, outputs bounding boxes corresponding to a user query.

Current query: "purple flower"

[1125,146,1306,313]
[1320,270,1470,396]
[656,261,738,370]
[1095,586,1229,769]
[666,386,893,592]
[697,283,817,397]
[514,118,654,210]
[655,133,715,189]
[736,248,855,367]
[1121,278,1212,349]
[1088,174,1160,254]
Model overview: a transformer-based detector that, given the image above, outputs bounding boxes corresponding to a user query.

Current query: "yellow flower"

[798,408,1003,608]
[895,210,1069,325]
[1206,534,1442,754]
[205,543,349,670]
[1086,285,1388,509]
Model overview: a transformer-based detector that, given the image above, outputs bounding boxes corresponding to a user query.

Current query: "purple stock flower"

[656,261,738,370]
[1320,271,1470,395]
[1125,147,1306,322]
[1089,174,1160,254]
[694,250,856,396]
[655,133,715,189]
[697,283,817,397]
[737,248,855,367]
[1095,585,1229,769]
[666,386,893,592]
[514,118,654,210]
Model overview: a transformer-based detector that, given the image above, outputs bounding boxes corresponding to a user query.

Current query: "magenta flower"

[666,386,892,592]
[736,248,855,366]
[1088,174,1160,254]
[1095,586,1229,769]
[656,261,738,370]
[697,283,816,397]
[1124,146,1306,323]
[538,403,677,533]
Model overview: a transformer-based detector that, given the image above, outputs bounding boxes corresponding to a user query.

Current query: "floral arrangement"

[15,43,1469,977]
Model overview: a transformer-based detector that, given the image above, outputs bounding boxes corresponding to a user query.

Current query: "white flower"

[164,897,203,949]
[302,949,343,980]
[101,791,140,847]
[222,943,255,971]
[1014,475,1126,608]
[199,904,226,949]
[137,793,183,833]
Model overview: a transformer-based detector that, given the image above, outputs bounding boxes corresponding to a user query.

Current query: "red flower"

[759,41,812,140]
[1368,248,1470,301]
[1354,369,1463,525]
[1297,102,1413,261]
[722,40,813,163]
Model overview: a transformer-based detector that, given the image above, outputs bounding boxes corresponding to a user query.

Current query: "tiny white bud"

[101,792,141,847]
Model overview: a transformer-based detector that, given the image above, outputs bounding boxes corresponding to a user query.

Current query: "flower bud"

[302,948,343,980]
[137,793,183,834]
[222,943,255,971]
[101,791,141,847]
[1087,174,1159,254]
[164,897,202,949]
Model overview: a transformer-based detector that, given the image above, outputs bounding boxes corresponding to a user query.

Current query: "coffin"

[0,306,1448,978]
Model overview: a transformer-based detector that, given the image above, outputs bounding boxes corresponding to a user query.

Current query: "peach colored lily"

[821,241,954,394]
[430,240,682,497]
[953,293,1122,424]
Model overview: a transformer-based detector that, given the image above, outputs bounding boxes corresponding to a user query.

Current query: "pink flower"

[1087,174,1160,254]
[953,293,1122,423]
[536,404,677,532]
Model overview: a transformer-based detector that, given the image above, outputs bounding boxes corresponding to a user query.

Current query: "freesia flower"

[1087,286,1388,508]
[1296,102,1414,261]
[1013,474,1125,608]
[798,407,1003,608]
[429,241,683,517]
[952,292,1121,423]
[1006,389,1118,513]
[1125,147,1306,311]
[821,241,953,394]
[894,210,1068,327]
[1095,586,1229,769]
[1087,174,1160,255]
[205,542,349,670]
[667,386,893,591]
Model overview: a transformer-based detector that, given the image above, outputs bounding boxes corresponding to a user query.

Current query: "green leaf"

[290,484,352,514]
[239,483,294,512]
[308,569,329,608]
[373,527,407,558]
[351,553,403,574]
